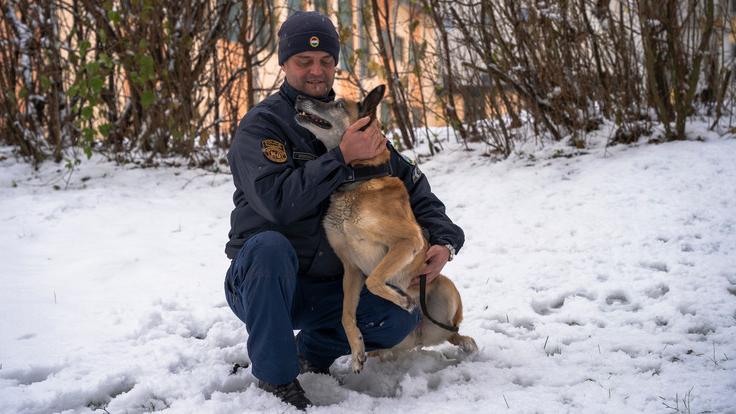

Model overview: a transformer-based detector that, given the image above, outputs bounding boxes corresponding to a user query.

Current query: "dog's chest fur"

[323,176,422,281]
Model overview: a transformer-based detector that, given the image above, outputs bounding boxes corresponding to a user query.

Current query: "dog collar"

[344,162,393,182]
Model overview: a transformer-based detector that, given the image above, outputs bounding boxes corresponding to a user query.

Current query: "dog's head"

[295,85,386,150]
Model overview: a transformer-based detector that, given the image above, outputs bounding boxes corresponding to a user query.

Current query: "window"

[411,107,423,127]
[358,0,369,76]
[287,0,301,16]
[380,101,391,125]
[222,1,241,42]
[408,41,415,67]
[393,35,405,65]
[382,31,404,65]
[314,0,328,13]
[338,0,353,70]
[408,40,426,68]
[253,6,274,51]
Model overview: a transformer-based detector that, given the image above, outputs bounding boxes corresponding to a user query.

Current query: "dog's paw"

[458,335,478,354]
[351,352,366,373]
[400,296,417,313]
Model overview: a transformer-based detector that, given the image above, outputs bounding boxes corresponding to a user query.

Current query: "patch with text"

[261,139,288,163]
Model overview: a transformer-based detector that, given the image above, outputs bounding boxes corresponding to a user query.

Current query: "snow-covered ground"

[1,128,735,413]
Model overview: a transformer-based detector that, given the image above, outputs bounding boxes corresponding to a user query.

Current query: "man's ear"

[358,84,386,119]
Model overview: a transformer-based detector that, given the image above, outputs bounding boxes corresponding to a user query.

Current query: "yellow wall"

[226,0,447,128]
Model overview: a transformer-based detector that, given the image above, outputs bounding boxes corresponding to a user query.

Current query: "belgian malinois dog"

[295,85,476,373]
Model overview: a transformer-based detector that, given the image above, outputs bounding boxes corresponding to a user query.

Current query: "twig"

[706,342,720,367]
[180,172,212,190]
[659,386,694,414]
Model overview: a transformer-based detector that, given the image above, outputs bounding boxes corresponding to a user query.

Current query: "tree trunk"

[370,0,414,149]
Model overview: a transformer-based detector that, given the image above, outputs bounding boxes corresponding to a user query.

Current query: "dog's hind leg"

[341,263,367,373]
[365,239,420,312]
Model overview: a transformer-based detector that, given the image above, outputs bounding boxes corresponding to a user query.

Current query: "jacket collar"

[280,79,336,106]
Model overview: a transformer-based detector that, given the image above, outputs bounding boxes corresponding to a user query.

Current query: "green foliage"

[367,59,383,79]
[141,90,155,109]
[40,75,51,90]
[67,36,117,158]
[107,10,121,24]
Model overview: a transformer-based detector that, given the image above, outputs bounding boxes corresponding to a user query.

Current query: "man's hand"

[411,244,451,287]
[339,117,385,164]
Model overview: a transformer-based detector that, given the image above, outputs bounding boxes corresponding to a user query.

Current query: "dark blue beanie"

[278,11,340,66]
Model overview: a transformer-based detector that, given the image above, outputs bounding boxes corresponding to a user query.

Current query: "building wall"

[222,0,446,128]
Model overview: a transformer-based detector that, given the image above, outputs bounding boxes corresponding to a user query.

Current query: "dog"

[295,85,476,373]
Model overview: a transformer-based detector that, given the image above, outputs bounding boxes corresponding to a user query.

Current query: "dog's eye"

[336,100,345,109]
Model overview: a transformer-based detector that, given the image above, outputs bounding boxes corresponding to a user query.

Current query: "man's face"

[282,51,336,98]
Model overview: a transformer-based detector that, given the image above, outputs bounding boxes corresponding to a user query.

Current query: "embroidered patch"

[411,165,423,184]
[309,36,319,47]
[261,139,288,163]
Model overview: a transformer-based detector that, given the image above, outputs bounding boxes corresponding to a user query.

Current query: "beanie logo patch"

[309,36,320,48]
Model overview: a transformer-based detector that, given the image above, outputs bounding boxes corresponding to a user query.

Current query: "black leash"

[419,275,459,333]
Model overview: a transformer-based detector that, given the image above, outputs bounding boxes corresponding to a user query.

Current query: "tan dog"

[295,85,476,373]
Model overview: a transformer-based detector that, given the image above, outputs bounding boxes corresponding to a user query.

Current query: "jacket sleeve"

[390,146,465,253]
[228,110,349,225]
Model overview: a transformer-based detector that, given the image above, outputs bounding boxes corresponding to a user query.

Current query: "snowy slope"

[1,131,735,414]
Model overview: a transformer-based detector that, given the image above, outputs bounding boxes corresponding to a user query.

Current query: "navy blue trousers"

[224,231,421,385]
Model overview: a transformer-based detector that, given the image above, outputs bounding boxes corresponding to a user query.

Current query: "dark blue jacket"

[226,80,464,278]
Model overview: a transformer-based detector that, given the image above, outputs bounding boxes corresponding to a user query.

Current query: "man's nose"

[308,62,324,76]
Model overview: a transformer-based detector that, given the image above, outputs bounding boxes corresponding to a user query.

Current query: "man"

[224,11,464,410]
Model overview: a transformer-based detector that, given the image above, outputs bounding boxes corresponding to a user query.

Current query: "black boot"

[258,378,311,411]
[298,355,331,375]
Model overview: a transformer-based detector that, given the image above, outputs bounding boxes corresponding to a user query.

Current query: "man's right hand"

[339,116,385,164]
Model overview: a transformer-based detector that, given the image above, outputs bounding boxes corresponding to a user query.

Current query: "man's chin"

[303,82,328,97]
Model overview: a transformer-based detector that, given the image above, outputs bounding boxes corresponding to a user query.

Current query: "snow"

[1,125,736,413]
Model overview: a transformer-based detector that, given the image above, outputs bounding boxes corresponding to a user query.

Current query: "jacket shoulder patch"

[261,139,288,163]
[412,165,423,184]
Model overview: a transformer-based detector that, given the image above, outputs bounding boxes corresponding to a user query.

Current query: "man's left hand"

[412,244,451,287]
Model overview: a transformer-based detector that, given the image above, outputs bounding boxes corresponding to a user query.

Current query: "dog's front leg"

[341,263,367,373]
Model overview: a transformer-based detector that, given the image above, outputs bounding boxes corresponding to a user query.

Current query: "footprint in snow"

[686,323,716,337]
[531,290,596,315]
[0,364,63,386]
[605,291,629,305]
[599,290,637,313]
[644,283,670,299]
[639,261,669,273]
[677,303,697,316]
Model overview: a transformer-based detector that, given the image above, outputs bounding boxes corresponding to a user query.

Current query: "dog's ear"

[358,84,386,119]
